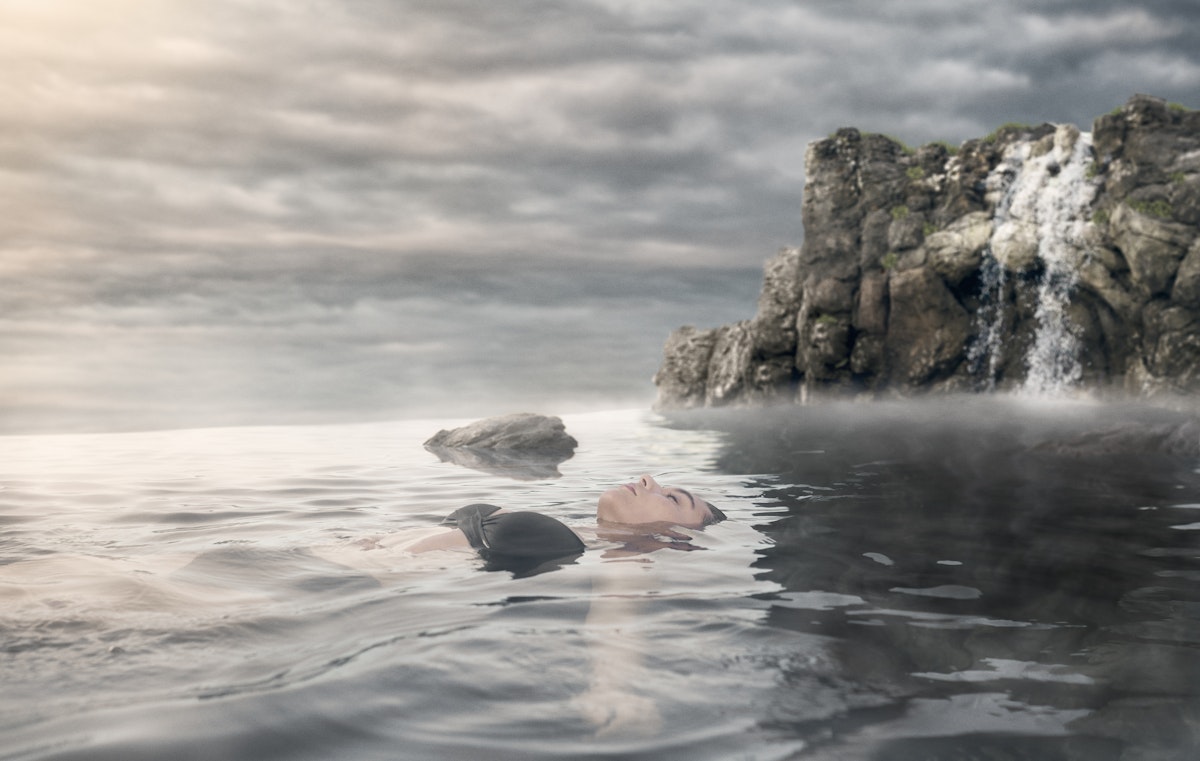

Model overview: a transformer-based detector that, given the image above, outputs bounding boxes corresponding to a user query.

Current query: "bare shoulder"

[392,527,472,553]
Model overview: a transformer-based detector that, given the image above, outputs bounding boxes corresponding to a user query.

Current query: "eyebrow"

[674,488,698,510]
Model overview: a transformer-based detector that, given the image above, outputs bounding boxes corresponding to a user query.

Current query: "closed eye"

[674,489,699,511]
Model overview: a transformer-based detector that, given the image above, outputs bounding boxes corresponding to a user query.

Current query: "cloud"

[7,0,1194,264]
[0,255,764,431]
[1,0,1197,430]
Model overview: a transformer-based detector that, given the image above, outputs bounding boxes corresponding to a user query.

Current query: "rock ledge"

[655,94,1200,409]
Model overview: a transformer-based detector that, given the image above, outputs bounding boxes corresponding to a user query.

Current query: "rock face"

[424,413,577,480]
[654,95,1200,408]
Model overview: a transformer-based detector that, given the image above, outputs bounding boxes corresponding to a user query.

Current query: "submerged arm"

[575,559,663,738]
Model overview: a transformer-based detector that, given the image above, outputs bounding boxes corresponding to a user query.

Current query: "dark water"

[3,400,1199,759]
[686,397,1200,760]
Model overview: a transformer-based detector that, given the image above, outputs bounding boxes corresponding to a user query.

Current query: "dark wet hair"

[441,503,585,572]
[702,501,727,526]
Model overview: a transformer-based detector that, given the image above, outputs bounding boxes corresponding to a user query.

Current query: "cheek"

[649,497,683,520]
[597,488,627,518]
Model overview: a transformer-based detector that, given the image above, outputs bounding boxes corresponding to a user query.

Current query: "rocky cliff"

[654,94,1200,409]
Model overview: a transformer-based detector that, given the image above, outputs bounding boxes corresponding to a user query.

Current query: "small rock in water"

[424,412,577,454]
[423,413,577,480]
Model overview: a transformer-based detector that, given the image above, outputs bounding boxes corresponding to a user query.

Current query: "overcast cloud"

[2,0,1198,432]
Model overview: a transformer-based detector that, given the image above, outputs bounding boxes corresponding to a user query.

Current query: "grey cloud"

[0,256,763,432]
[2,0,1197,431]
[17,0,1195,263]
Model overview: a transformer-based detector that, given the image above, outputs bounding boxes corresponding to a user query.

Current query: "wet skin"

[597,475,714,529]
[396,475,715,553]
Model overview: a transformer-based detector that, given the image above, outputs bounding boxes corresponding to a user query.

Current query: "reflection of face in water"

[597,475,723,528]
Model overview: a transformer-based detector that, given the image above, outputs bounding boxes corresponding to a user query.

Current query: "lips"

[623,483,637,495]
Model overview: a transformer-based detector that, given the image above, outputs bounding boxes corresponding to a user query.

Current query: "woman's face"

[597,475,714,528]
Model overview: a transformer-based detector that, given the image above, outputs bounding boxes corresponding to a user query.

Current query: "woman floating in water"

[397,475,725,565]
[382,475,729,735]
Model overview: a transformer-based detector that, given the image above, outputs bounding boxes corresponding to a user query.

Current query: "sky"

[2,0,1198,433]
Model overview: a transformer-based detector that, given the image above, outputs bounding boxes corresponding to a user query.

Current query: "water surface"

[3,400,1199,759]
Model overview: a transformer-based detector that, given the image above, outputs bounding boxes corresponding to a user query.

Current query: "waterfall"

[1021,128,1099,394]
[969,126,1100,394]
[967,141,1027,389]
[967,254,1007,390]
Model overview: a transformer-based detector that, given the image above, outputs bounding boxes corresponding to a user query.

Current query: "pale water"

[3,401,1199,760]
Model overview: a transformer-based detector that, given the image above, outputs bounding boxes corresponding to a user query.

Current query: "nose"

[639,474,660,491]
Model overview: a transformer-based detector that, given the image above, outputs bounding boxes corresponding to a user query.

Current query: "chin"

[596,487,625,522]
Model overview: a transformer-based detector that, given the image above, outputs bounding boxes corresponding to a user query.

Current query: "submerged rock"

[1035,418,1200,459]
[423,412,577,480]
[655,94,1200,408]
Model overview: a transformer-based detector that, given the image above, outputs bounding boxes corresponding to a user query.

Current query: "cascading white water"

[966,253,1007,390]
[967,142,1028,389]
[1021,128,1099,394]
[970,126,1100,395]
